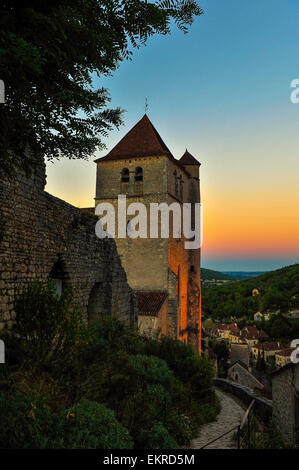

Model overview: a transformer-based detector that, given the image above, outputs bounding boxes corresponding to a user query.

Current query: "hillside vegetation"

[202,264,299,320]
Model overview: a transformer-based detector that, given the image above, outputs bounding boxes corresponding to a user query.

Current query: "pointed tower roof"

[180,150,201,166]
[95,115,173,162]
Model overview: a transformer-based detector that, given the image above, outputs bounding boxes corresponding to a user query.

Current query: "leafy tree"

[0,0,203,176]
[256,351,266,372]
[270,314,292,339]
[213,341,229,363]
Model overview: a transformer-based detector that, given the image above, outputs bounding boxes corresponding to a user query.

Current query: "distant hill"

[201,268,235,281]
[222,271,265,280]
[202,264,299,320]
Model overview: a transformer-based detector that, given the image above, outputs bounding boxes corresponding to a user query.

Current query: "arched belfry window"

[121,168,130,194]
[174,170,178,196]
[179,175,184,200]
[134,167,143,195]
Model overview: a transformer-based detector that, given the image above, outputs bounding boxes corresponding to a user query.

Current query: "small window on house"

[190,265,195,273]
[134,167,143,195]
[121,168,130,194]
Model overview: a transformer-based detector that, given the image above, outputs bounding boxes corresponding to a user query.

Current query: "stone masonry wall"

[272,364,299,445]
[95,153,201,350]
[228,362,264,390]
[0,160,137,329]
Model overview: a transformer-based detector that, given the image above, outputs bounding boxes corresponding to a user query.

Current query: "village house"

[215,324,231,340]
[275,348,295,369]
[229,329,243,344]
[254,311,278,322]
[241,325,268,347]
[254,311,264,322]
[228,360,264,391]
[215,322,240,342]
[137,291,168,337]
[251,342,281,363]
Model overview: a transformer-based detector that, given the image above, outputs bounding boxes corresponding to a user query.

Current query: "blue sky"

[46,0,299,272]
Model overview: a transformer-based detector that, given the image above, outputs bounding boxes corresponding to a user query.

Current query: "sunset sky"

[45,0,299,272]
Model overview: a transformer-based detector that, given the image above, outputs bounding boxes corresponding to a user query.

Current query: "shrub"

[166,411,194,446]
[63,400,133,449]
[13,281,88,367]
[0,391,65,449]
[127,354,174,389]
[0,393,133,449]
[138,422,177,449]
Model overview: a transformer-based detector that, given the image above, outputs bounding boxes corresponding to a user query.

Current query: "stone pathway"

[190,389,245,449]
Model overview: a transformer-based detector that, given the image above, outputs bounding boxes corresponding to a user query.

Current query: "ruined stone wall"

[0,161,137,330]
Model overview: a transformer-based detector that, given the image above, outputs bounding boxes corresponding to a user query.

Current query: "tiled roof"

[276,347,295,357]
[255,342,280,352]
[137,291,168,317]
[241,325,267,340]
[229,323,240,334]
[180,150,201,166]
[259,330,269,340]
[217,324,230,331]
[95,115,173,162]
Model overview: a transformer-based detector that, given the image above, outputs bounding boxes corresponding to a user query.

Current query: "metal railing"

[198,399,256,449]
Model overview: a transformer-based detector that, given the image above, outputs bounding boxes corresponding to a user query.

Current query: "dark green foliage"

[62,400,133,449]
[202,264,299,321]
[0,392,65,449]
[0,392,132,449]
[13,281,88,367]
[257,314,297,342]
[0,0,203,177]
[255,352,266,372]
[138,423,177,449]
[269,315,292,339]
[238,414,286,449]
[0,282,218,449]
[136,334,215,395]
